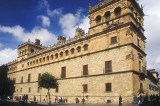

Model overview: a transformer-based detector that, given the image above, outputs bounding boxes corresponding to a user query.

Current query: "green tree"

[38,72,58,105]
[0,65,15,99]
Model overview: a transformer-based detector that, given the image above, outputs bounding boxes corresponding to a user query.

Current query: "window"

[140,83,143,92]
[29,87,31,93]
[105,61,112,73]
[114,7,121,16]
[36,59,38,64]
[105,11,111,20]
[51,55,53,60]
[61,67,66,78]
[83,84,88,93]
[47,56,49,61]
[30,61,32,65]
[55,86,59,93]
[28,74,31,82]
[37,87,40,93]
[20,88,22,93]
[43,57,45,62]
[65,50,69,56]
[39,58,42,63]
[83,65,88,75]
[38,73,41,80]
[138,39,140,47]
[96,15,101,24]
[84,44,88,51]
[33,60,35,65]
[60,52,63,57]
[106,83,111,92]
[21,76,23,83]
[22,64,24,68]
[139,61,141,72]
[71,48,75,54]
[111,36,117,44]
[55,53,58,59]
[77,46,81,53]
[31,49,34,53]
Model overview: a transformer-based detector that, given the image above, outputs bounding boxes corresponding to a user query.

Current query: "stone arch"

[104,11,111,20]
[83,44,88,51]
[95,15,101,23]
[114,7,121,16]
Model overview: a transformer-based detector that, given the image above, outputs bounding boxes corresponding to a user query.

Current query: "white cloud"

[138,0,160,73]
[0,25,57,46]
[59,9,89,39]
[0,43,3,48]
[39,15,50,27]
[0,48,17,66]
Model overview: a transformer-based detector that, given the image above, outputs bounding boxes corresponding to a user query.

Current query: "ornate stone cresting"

[75,27,85,38]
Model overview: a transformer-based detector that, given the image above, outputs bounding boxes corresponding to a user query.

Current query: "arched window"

[105,11,111,20]
[33,60,35,64]
[43,57,45,62]
[65,50,69,56]
[114,7,121,16]
[130,7,134,12]
[20,51,22,56]
[60,52,63,57]
[36,59,38,64]
[71,48,75,54]
[55,53,58,59]
[47,56,49,61]
[30,61,32,65]
[31,49,34,53]
[77,46,81,53]
[84,44,88,51]
[39,58,42,63]
[96,15,101,24]
[51,55,53,60]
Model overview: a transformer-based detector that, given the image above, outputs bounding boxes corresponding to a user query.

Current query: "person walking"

[119,95,122,106]
[137,94,141,106]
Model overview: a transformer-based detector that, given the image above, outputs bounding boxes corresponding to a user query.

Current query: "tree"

[38,72,58,106]
[0,65,15,99]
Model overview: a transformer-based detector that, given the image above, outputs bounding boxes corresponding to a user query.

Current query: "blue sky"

[0,0,160,74]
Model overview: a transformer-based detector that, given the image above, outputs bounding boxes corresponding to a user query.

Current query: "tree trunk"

[48,89,51,106]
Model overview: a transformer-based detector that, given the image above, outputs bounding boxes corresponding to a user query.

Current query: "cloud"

[138,0,160,73]
[59,9,89,39]
[0,25,57,46]
[39,15,50,27]
[0,48,18,66]
[0,43,3,48]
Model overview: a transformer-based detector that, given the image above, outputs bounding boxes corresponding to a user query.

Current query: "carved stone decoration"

[126,51,134,61]
[126,29,133,37]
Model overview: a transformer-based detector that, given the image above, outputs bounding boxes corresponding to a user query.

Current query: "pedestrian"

[137,94,141,106]
[33,96,36,102]
[119,95,122,106]
[75,97,79,104]
[156,94,159,104]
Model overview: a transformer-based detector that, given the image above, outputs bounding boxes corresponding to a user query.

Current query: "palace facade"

[7,0,160,104]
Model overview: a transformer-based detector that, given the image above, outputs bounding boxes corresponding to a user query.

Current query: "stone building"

[7,0,160,104]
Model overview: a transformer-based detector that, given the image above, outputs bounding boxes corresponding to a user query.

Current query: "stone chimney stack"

[57,36,66,44]
[35,39,40,45]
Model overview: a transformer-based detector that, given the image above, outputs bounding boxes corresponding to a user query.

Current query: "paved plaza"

[0,100,160,106]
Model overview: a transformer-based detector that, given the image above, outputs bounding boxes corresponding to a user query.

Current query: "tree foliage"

[0,65,15,98]
[38,72,58,105]
[38,72,58,89]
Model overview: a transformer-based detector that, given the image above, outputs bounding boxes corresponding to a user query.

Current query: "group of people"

[137,94,160,106]
[54,96,67,103]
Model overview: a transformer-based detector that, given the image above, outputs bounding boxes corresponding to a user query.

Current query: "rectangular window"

[106,83,112,92]
[61,67,66,78]
[83,84,88,93]
[111,36,117,44]
[140,83,143,91]
[38,73,41,80]
[105,61,112,73]
[83,65,88,75]
[139,61,141,72]
[21,76,23,83]
[55,86,59,93]
[37,87,40,93]
[29,87,31,93]
[28,74,31,82]
[20,88,22,93]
